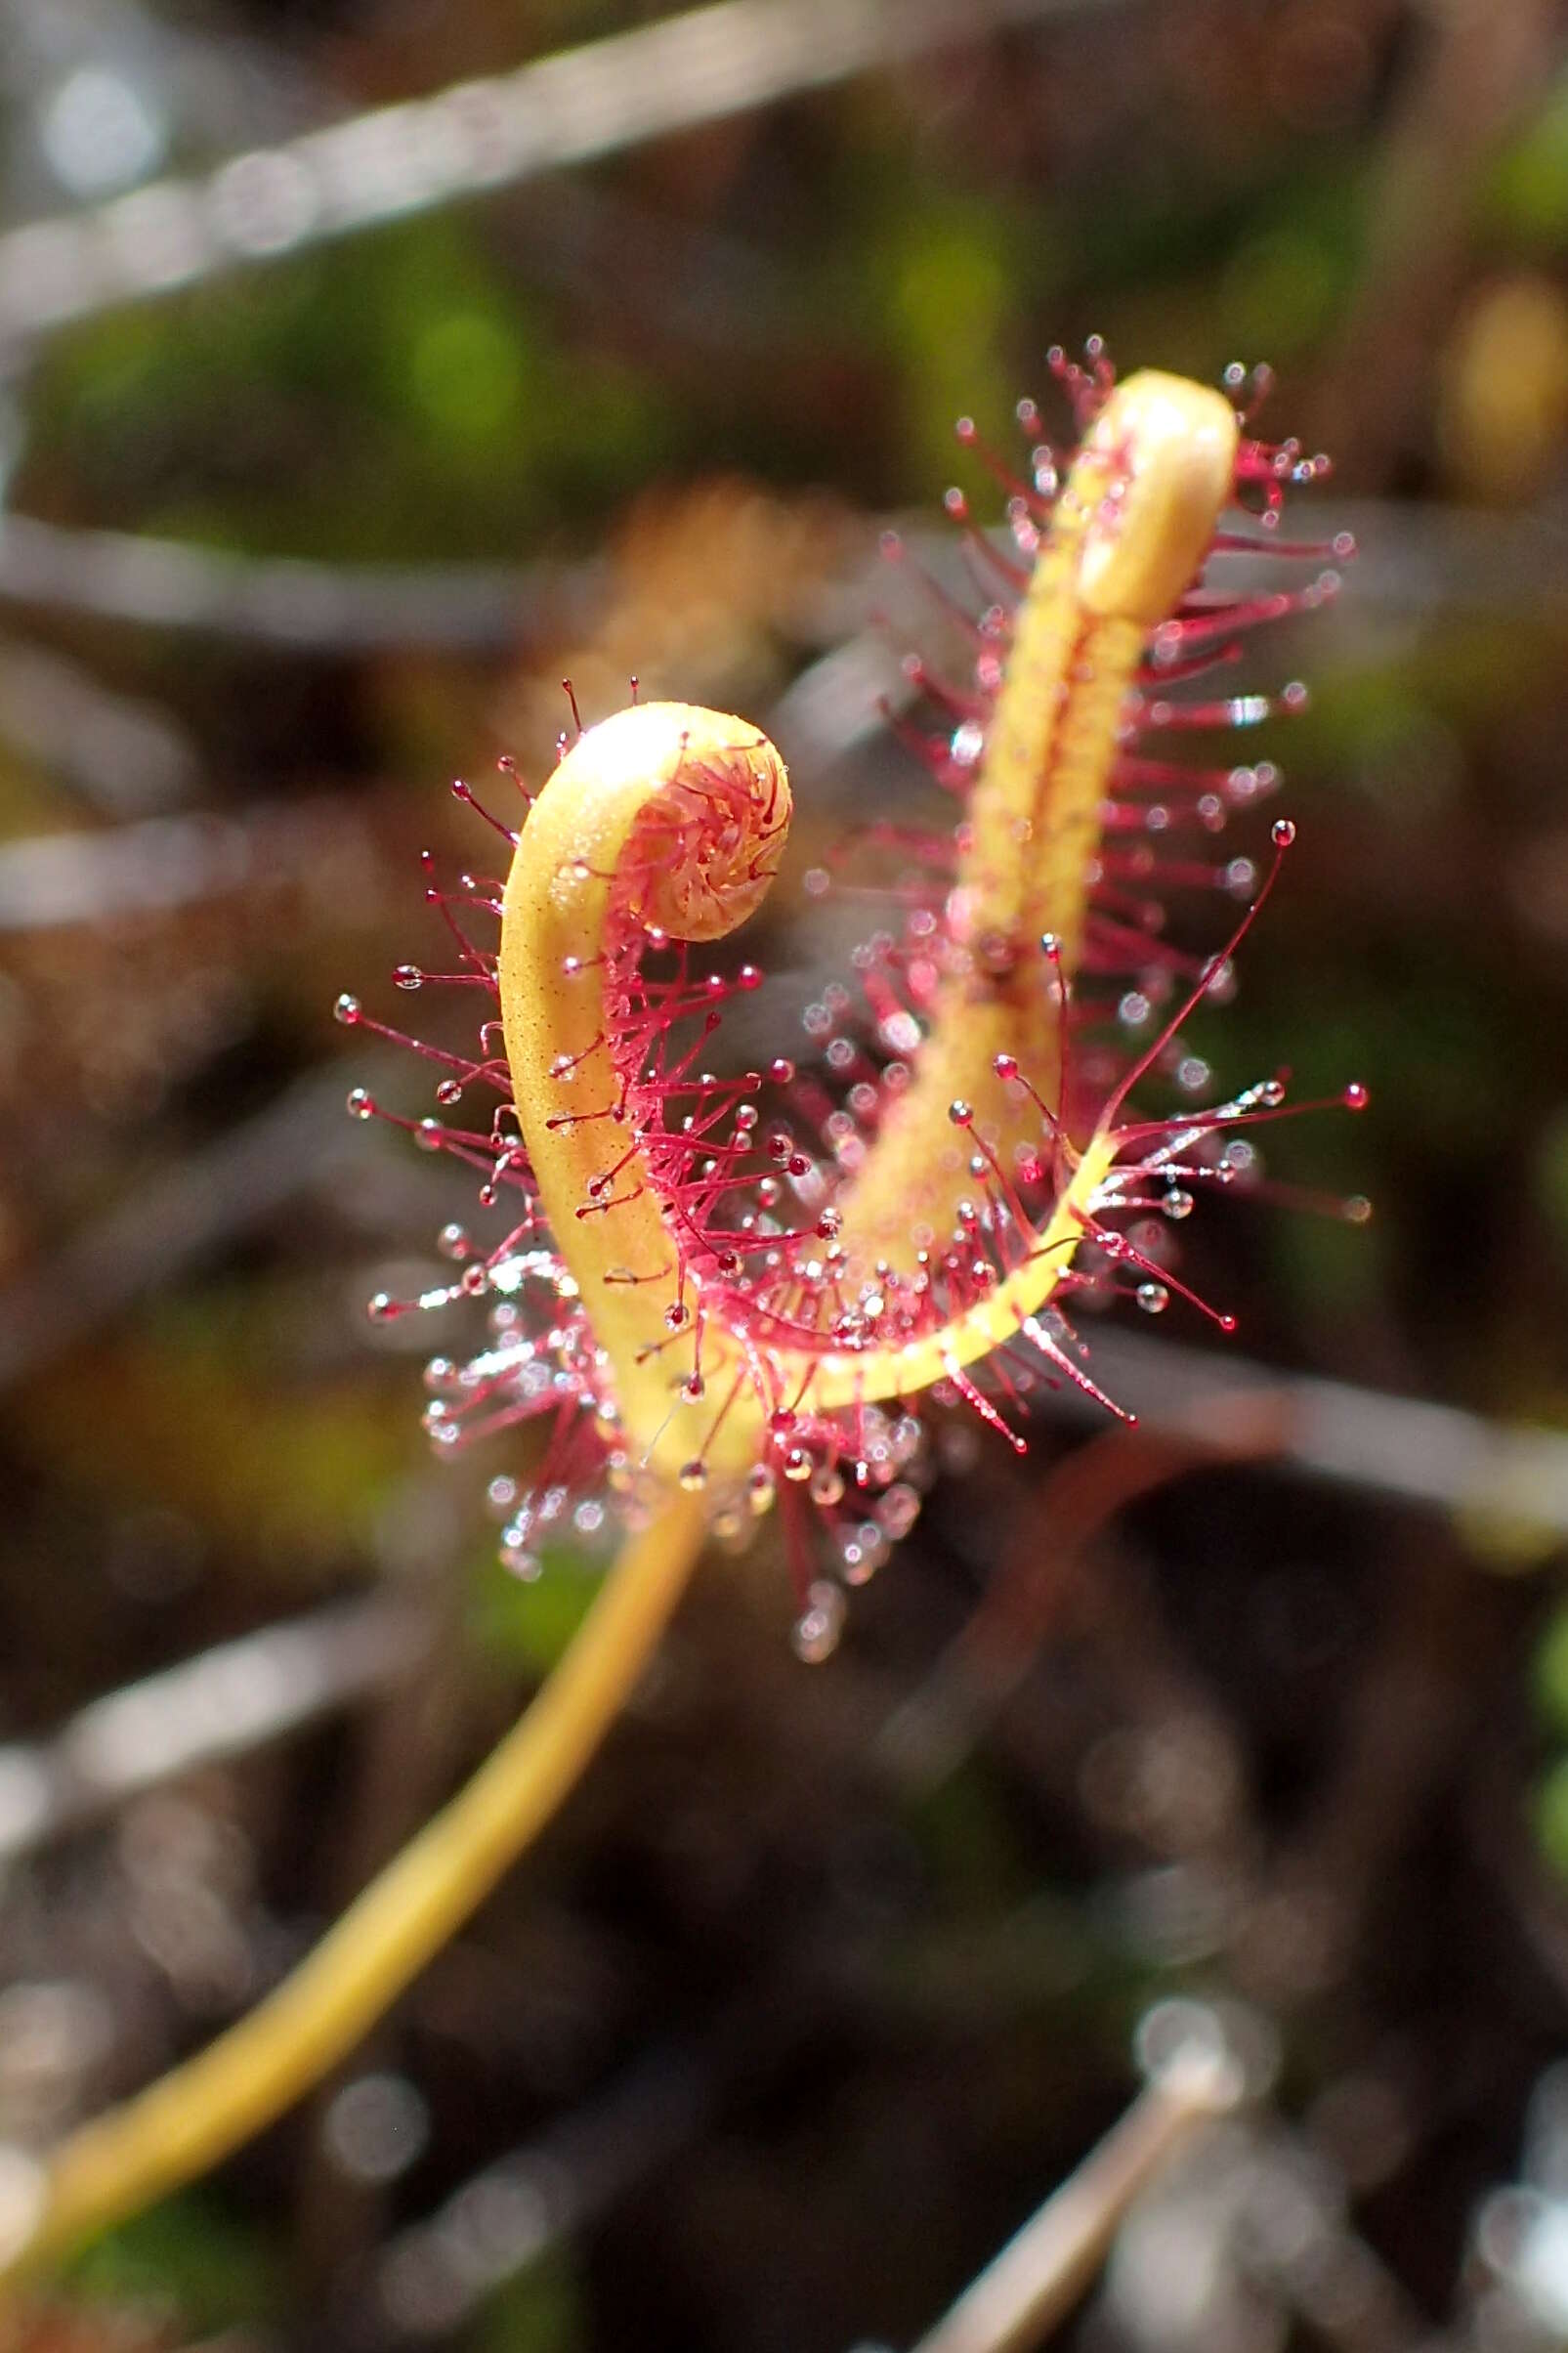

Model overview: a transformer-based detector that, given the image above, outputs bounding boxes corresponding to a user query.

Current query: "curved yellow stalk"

[0,1491,706,2290]
[498,701,790,1482]
[831,371,1238,1278]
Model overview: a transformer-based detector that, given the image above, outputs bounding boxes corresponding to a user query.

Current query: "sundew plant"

[347,359,1362,1599]
[0,351,1364,2290]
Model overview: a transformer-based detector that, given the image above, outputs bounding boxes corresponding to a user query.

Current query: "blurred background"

[5,0,1568,2346]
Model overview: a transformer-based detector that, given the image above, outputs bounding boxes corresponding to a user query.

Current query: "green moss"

[1487,77,1568,245]
[478,2246,586,2351]
[1534,1605,1568,1737]
[469,1545,606,1675]
[1535,1113,1568,1275]
[1536,1752,1568,1876]
[65,2192,278,2332]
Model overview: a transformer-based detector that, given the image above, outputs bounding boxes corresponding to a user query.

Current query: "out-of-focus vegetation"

[5,1,1568,2347]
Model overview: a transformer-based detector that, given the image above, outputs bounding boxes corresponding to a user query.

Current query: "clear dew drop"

[1136,1280,1170,1315]
[500,1528,541,1581]
[334,993,360,1025]
[783,1446,813,1483]
[839,1523,890,1587]
[951,718,984,768]
[878,1482,921,1540]
[837,1541,872,1587]
[677,1460,708,1493]
[1163,1187,1195,1221]
[1271,817,1296,847]
[435,1078,463,1106]
[346,1088,375,1120]
[791,1581,845,1664]
[394,964,423,991]
[746,1466,777,1517]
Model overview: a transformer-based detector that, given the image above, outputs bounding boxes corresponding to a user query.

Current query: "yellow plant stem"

[810,1130,1117,1408]
[500,701,792,1482]
[0,1490,708,2292]
[833,371,1239,1278]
